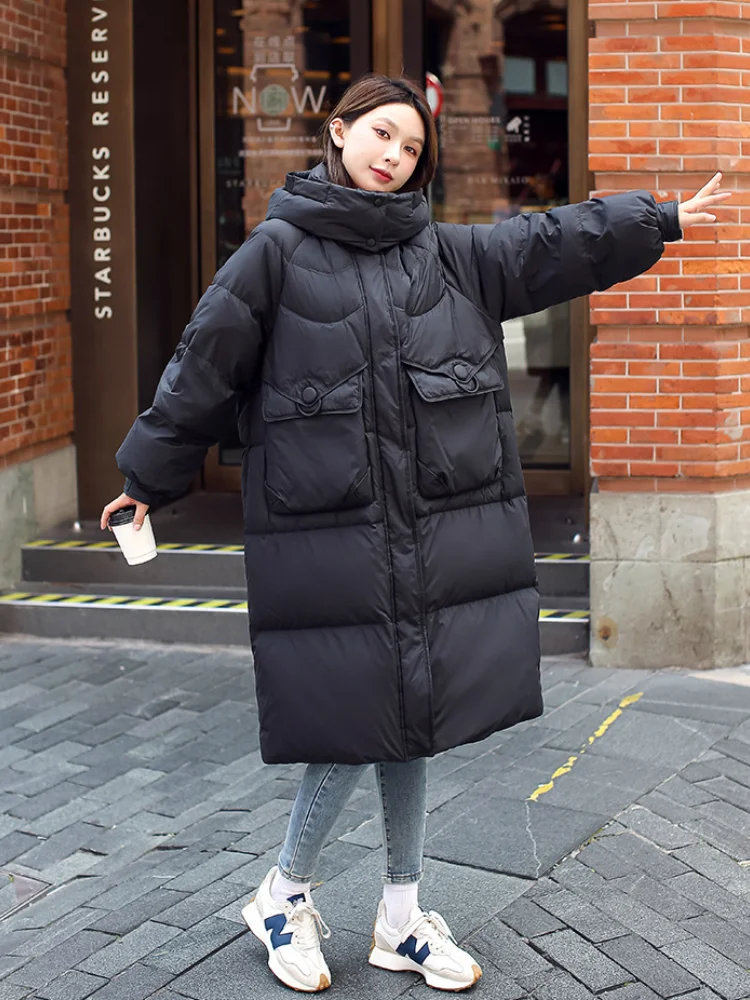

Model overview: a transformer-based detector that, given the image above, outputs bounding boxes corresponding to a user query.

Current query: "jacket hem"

[123,477,156,506]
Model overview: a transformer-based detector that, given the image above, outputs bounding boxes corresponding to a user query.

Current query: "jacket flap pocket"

[263,365,365,422]
[404,344,505,403]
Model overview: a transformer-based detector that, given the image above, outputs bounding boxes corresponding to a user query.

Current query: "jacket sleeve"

[116,230,284,507]
[436,192,682,323]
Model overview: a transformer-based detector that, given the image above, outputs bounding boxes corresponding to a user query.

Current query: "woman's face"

[329,102,425,193]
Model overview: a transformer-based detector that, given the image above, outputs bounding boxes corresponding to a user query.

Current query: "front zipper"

[378,254,435,755]
[351,253,408,760]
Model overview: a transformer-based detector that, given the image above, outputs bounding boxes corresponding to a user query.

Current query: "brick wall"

[0,0,72,472]
[588,5,749,492]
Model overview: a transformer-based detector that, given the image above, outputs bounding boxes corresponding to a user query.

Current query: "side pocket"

[404,348,505,499]
[262,366,373,515]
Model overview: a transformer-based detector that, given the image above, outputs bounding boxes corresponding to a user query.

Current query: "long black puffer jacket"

[117,162,682,764]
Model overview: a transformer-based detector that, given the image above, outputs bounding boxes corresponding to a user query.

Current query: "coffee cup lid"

[109,506,137,526]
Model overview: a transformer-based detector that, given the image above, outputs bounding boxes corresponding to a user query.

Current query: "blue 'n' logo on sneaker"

[397,935,430,965]
[265,913,293,949]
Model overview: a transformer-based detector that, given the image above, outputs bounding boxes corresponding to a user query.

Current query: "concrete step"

[0,586,589,655]
[22,539,589,599]
[0,587,251,646]
[22,539,248,590]
[535,553,589,598]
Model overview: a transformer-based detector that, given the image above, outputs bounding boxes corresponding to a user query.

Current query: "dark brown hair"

[320,74,438,192]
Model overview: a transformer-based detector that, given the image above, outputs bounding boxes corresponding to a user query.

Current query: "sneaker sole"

[369,946,482,991]
[242,899,331,993]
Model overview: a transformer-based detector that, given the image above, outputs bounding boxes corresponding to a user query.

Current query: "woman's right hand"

[678,172,732,228]
[100,493,150,532]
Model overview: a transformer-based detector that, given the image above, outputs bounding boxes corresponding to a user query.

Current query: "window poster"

[214,0,351,266]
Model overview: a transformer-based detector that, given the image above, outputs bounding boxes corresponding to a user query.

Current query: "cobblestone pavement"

[1,639,750,999]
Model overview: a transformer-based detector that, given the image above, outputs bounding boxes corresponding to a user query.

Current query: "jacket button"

[367,238,376,247]
[301,386,318,404]
[374,198,383,207]
[453,363,469,380]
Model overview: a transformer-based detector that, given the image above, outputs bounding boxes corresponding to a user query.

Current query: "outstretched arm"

[437,173,730,323]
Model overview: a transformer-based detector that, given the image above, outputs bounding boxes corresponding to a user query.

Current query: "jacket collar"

[266,161,431,252]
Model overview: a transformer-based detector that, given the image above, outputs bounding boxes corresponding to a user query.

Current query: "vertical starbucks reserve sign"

[68,0,139,516]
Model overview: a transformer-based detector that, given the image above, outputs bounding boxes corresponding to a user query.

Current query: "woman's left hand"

[678,172,733,229]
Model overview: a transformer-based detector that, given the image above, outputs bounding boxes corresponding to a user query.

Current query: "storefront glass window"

[214,0,352,270]
[426,0,570,468]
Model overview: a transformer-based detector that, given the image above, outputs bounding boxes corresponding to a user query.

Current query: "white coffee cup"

[109,506,158,565]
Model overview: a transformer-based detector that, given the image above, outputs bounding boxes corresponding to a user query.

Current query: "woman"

[102,75,729,993]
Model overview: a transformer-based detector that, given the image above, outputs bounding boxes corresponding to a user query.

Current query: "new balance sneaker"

[369,899,482,991]
[242,866,332,992]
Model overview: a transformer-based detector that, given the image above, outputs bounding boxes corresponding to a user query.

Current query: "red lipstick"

[371,167,393,182]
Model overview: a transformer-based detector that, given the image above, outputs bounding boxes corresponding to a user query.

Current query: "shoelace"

[408,909,457,955]
[287,900,332,951]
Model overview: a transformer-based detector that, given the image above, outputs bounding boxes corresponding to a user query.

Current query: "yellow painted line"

[90,596,132,605]
[58,594,100,604]
[24,539,54,548]
[161,598,201,608]
[126,597,166,607]
[528,755,579,801]
[195,599,233,609]
[528,692,644,803]
[26,594,67,603]
[0,592,33,601]
[86,542,118,549]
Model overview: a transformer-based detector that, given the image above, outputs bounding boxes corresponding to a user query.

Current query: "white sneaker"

[242,866,332,992]
[369,899,482,991]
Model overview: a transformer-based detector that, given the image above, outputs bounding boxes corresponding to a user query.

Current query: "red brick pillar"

[0,1,75,584]
[587,6,749,668]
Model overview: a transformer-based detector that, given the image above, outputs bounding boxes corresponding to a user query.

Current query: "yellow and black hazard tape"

[538,609,590,623]
[26,539,589,563]
[0,592,247,612]
[24,540,244,554]
[0,591,588,623]
[535,553,590,563]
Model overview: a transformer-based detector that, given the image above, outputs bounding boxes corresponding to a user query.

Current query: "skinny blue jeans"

[277,758,427,886]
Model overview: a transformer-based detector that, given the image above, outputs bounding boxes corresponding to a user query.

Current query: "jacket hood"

[266,161,431,252]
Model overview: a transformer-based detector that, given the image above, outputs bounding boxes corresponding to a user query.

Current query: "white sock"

[271,868,311,904]
[383,882,419,929]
